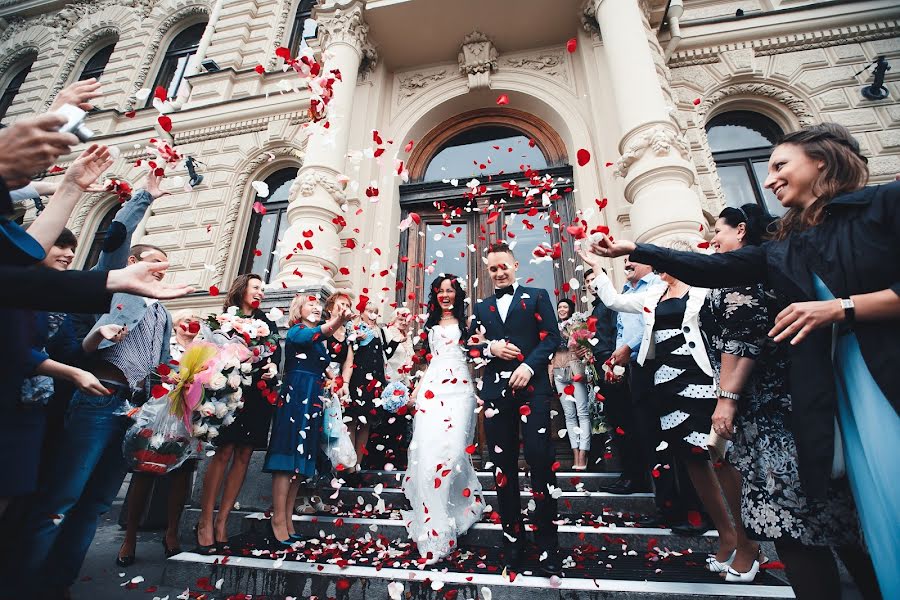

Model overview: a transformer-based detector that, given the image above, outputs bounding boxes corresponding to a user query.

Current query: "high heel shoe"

[725,547,765,582]
[705,549,736,573]
[268,520,293,548]
[193,524,217,555]
[162,538,181,558]
[115,545,135,567]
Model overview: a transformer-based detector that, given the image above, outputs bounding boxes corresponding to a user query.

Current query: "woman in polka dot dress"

[580,240,757,582]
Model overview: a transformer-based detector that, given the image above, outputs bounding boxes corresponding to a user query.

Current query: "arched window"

[241,168,296,283]
[423,125,549,182]
[83,205,119,269]
[147,22,206,106]
[706,110,786,217]
[0,60,34,122]
[79,43,116,81]
[288,0,318,56]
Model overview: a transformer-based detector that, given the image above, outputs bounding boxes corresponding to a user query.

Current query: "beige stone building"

[2,0,899,318]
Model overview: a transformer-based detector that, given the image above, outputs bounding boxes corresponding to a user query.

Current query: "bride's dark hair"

[424,274,467,330]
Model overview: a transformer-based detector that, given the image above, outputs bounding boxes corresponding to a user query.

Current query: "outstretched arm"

[629,244,767,289]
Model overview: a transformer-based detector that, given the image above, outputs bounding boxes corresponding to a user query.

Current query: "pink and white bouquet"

[205,306,280,366]
[564,312,601,383]
[189,342,253,441]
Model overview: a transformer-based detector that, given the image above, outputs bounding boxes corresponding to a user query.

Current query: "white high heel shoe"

[725,559,760,582]
[706,549,736,573]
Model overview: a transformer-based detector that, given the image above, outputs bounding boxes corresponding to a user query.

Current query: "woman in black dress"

[581,241,756,582]
[196,274,281,550]
[345,300,390,473]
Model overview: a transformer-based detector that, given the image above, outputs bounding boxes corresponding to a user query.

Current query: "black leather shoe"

[537,548,563,577]
[600,477,645,494]
[670,518,713,536]
[636,513,666,528]
[502,544,525,572]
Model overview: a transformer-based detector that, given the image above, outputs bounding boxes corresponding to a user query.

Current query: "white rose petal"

[251,180,270,197]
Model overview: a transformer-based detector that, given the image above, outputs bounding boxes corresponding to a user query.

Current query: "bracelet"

[716,387,740,401]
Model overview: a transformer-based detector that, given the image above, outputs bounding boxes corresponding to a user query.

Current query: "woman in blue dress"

[589,123,892,599]
[264,293,352,545]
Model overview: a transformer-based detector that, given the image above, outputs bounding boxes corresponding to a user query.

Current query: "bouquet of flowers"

[378,381,410,414]
[122,396,199,474]
[188,342,253,441]
[564,312,601,383]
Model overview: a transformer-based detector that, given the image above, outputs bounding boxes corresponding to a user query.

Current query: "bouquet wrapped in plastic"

[377,381,410,414]
[122,396,200,474]
[321,395,356,469]
[189,342,252,442]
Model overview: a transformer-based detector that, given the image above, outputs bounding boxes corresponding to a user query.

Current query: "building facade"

[1,0,899,318]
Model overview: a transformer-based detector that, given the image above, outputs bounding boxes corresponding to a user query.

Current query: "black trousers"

[598,377,647,485]
[629,363,702,519]
[484,387,558,552]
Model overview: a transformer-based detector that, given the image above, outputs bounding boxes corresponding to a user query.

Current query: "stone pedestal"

[593,0,704,244]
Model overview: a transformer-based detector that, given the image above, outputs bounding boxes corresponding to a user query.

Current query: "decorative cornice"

[696,83,816,127]
[172,112,311,146]
[218,146,304,281]
[0,45,38,78]
[458,31,497,90]
[669,20,900,67]
[0,0,154,43]
[124,4,210,111]
[614,124,690,179]
[317,4,377,73]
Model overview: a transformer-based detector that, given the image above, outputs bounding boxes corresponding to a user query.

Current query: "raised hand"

[588,233,636,258]
[63,144,113,191]
[49,78,103,112]
[145,167,171,200]
[0,114,78,187]
[106,261,195,300]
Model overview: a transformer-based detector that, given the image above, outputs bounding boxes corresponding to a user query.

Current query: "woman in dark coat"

[590,123,895,599]
[196,274,282,550]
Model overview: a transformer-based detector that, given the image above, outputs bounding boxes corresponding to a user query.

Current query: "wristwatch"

[716,387,740,401]
[839,298,855,324]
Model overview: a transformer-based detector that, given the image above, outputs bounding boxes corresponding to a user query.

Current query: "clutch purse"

[706,426,729,462]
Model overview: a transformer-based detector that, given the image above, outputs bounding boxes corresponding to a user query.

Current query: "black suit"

[468,285,561,551]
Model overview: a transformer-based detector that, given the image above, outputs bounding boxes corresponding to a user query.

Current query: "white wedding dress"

[402,323,485,563]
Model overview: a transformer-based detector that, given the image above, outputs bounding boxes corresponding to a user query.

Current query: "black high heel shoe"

[268,521,293,548]
[193,524,217,555]
[162,537,182,558]
[115,543,136,567]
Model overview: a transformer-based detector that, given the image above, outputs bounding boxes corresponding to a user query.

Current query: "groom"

[468,242,562,576]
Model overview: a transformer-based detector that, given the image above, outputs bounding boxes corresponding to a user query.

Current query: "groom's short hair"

[487,241,515,259]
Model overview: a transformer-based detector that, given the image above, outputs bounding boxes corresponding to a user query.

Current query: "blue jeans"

[15,389,130,593]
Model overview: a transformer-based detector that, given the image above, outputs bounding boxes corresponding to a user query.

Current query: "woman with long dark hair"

[195,274,282,551]
[589,123,889,599]
[402,274,484,564]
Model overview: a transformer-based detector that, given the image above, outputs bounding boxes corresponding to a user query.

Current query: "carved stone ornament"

[614,125,691,178]
[581,1,600,36]
[217,146,304,280]
[291,169,347,205]
[397,68,449,100]
[458,31,498,90]
[696,83,816,127]
[501,50,569,85]
[317,4,377,73]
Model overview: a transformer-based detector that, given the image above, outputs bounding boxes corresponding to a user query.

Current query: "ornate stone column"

[590,0,704,244]
[273,1,375,287]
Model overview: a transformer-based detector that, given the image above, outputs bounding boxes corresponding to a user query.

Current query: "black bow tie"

[495,285,514,299]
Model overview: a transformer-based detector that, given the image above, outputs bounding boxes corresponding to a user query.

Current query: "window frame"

[287,0,318,56]
[146,22,206,107]
[0,59,34,123]
[706,111,784,218]
[239,167,297,283]
[78,42,116,82]
[82,204,120,270]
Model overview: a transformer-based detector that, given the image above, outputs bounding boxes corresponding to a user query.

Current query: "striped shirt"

[99,300,167,390]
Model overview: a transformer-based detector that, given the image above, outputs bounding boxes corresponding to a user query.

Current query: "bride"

[402,274,485,564]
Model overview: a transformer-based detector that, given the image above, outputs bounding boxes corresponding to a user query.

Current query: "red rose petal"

[693,97,702,106]
[566,38,577,53]
[519,405,531,417]
[496,94,510,105]
[209,285,220,296]
[254,64,265,74]
[157,115,172,132]
[577,148,591,167]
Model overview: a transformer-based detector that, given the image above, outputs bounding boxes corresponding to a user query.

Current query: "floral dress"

[702,285,861,544]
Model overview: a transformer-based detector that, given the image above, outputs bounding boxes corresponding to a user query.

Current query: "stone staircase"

[164,452,794,599]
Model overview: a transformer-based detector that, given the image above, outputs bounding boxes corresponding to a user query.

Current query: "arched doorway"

[398,108,581,467]
[397,109,578,313]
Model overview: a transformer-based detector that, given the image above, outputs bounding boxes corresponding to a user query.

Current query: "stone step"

[161,533,792,600]
[241,512,722,553]
[357,469,623,491]
[329,486,657,514]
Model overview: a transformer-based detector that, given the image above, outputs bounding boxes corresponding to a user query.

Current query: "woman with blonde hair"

[263,293,352,544]
[590,122,887,598]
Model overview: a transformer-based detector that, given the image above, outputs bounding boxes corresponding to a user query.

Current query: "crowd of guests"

[0,76,895,600]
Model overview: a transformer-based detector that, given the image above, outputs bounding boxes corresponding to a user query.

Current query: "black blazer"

[630,180,900,498]
[467,285,561,400]
[589,297,618,360]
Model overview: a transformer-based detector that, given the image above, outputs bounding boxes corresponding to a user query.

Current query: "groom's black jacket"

[467,285,561,400]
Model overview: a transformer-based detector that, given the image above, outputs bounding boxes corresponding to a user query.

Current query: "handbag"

[552,366,573,382]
